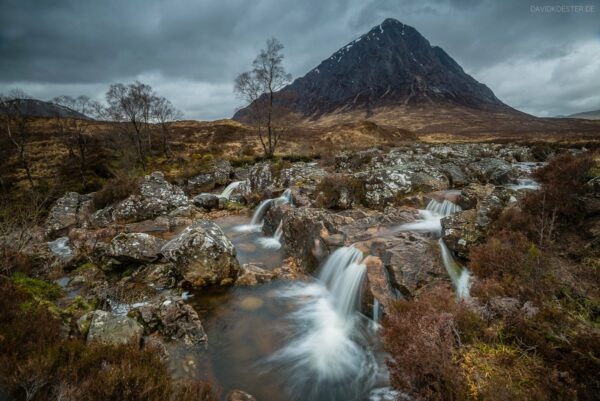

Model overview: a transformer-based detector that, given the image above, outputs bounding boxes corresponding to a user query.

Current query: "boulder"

[441,210,482,258]
[475,187,517,229]
[213,159,233,186]
[249,162,274,192]
[441,163,468,188]
[457,183,495,210]
[85,310,144,345]
[137,298,207,347]
[131,263,179,290]
[192,193,220,210]
[467,158,514,185]
[362,256,396,317]
[108,233,166,263]
[272,206,355,271]
[90,172,190,226]
[379,232,447,298]
[161,220,239,287]
[187,173,215,194]
[234,263,275,286]
[45,192,92,237]
[279,162,327,189]
[357,168,412,209]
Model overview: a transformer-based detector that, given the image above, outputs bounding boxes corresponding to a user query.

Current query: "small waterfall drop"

[219,181,243,199]
[257,220,284,249]
[397,198,470,298]
[397,199,461,235]
[236,189,292,233]
[269,246,378,400]
[438,239,470,298]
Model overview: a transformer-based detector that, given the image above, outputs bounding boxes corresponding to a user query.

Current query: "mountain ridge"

[234,18,518,122]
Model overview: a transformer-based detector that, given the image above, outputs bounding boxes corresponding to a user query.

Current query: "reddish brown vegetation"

[0,278,217,401]
[92,176,141,210]
[382,288,475,401]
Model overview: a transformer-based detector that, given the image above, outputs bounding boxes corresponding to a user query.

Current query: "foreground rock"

[192,193,220,210]
[234,263,276,286]
[46,192,92,237]
[108,232,166,263]
[83,310,144,345]
[137,298,208,347]
[91,172,190,226]
[161,220,239,286]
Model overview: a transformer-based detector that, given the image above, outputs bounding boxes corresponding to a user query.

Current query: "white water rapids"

[267,246,395,401]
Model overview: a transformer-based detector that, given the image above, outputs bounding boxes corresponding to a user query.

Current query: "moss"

[75,262,98,272]
[63,296,96,317]
[460,343,548,401]
[11,272,63,302]
[223,201,247,211]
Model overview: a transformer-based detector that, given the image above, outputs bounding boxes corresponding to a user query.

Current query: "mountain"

[567,110,600,120]
[1,98,91,119]
[234,18,514,122]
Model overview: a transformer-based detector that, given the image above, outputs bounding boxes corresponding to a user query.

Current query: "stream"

[183,204,397,401]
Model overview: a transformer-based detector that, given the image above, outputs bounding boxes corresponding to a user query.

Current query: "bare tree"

[0,89,35,188]
[51,95,102,191]
[152,96,182,157]
[235,38,292,158]
[105,82,157,169]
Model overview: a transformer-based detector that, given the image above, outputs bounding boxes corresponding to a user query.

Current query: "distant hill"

[1,98,91,119]
[567,110,600,120]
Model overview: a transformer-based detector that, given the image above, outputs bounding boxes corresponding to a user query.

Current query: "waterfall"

[257,220,283,249]
[397,199,469,298]
[236,189,292,233]
[268,246,378,400]
[397,199,461,235]
[219,181,243,199]
[426,199,461,216]
[438,239,470,298]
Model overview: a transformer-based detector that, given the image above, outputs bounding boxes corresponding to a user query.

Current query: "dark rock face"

[234,18,508,119]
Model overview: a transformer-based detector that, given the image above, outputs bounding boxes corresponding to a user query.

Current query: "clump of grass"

[11,272,64,302]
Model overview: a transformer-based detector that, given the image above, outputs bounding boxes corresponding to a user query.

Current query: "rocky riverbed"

[26,142,594,400]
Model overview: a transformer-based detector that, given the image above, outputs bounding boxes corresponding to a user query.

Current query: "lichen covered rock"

[161,220,239,286]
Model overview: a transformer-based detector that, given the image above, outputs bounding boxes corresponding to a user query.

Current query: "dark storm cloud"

[1,0,599,118]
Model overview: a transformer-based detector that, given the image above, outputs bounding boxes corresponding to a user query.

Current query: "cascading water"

[235,189,292,233]
[257,220,283,249]
[219,180,243,199]
[397,199,461,235]
[438,239,470,298]
[268,246,384,400]
[397,198,470,298]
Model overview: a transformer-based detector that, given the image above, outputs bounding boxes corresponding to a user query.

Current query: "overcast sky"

[1,0,599,119]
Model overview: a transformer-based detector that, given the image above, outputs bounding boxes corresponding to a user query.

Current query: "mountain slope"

[1,98,91,119]
[234,18,514,121]
[567,110,600,120]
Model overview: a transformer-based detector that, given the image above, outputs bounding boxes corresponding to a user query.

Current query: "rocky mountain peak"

[234,18,509,120]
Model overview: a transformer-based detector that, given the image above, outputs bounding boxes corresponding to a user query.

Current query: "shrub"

[382,288,469,401]
[0,277,218,401]
[468,230,548,300]
[92,176,140,210]
[523,152,596,226]
[501,308,599,401]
